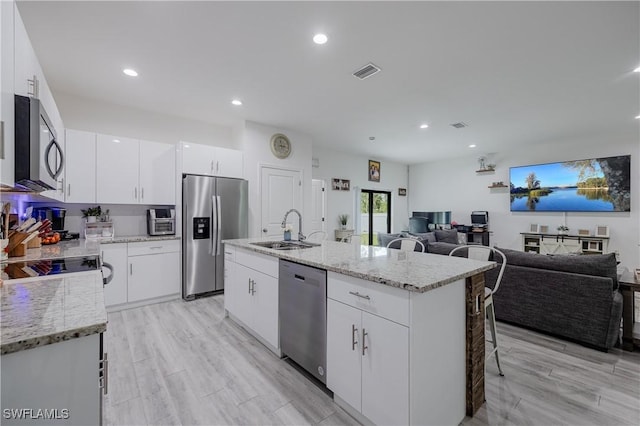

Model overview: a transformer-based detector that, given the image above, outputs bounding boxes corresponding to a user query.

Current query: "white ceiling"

[17,1,640,164]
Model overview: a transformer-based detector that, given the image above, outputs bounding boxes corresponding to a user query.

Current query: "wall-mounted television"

[509,155,631,212]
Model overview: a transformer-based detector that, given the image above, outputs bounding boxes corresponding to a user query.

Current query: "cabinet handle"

[134,187,138,200]
[67,183,71,197]
[130,264,133,275]
[216,160,220,173]
[362,328,368,356]
[352,324,358,351]
[251,279,256,295]
[141,187,144,200]
[149,246,162,250]
[348,291,371,300]
[211,160,214,172]
[248,278,251,294]
[103,353,109,395]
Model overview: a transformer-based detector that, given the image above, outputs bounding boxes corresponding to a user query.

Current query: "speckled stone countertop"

[101,235,181,244]
[1,239,101,264]
[1,271,107,355]
[223,238,495,293]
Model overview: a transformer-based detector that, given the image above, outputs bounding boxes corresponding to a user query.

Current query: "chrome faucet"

[282,209,305,241]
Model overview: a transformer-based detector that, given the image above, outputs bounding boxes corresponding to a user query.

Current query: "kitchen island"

[223,238,495,425]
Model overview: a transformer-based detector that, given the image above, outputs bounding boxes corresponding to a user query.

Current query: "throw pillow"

[435,229,459,244]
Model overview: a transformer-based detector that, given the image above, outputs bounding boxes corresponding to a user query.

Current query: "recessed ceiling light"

[419,124,429,129]
[634,66,640,73]
[313,33,328,45]
[231,99,243,106]
[184,144,190,148]
[112,139,120,143]
[636,115,640,119]
[122,68,138,77]
[369,136,375,141]
[468,144,476,148]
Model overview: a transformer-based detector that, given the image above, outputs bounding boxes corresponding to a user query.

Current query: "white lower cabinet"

[327,298,409,426]
[1,333,104,426]
[224,246,279,352]
[101,240,180,309]
[101,243,128,307]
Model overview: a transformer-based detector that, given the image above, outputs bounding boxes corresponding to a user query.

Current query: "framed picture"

[368,160,381,182]
[398,188,407,196]
[577,229,591,237]
[539,225,549,234]
[529,224,540,233]
[331,178,342,190]
[595,225,609,238]
[341,179,351,191]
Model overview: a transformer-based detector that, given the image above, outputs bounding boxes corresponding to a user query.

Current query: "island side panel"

[409,279,466,425]
[466,272,486,415]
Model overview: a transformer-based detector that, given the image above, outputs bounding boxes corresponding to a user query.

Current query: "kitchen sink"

[250,240,320,250]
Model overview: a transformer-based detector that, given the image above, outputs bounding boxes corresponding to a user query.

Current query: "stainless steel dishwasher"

[279,259,327,384]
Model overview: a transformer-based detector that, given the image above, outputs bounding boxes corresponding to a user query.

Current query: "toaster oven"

[147,209,176,236]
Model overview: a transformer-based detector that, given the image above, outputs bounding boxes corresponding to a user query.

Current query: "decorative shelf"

[488,184,508,188]
[476,169,495,174]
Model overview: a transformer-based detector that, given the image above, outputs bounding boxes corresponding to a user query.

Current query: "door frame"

[311,178,327,233]
[360,189,392,246]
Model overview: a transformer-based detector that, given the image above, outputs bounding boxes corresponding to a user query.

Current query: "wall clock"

[270,133,291,159]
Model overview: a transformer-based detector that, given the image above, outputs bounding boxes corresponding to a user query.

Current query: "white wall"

[242,121,313,238]
[312,145,409,238]
[54,92,238,148]
[408,138,639,269]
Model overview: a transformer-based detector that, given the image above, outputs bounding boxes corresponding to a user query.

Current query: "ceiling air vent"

[450,122,468,129]
[353,63,381,80]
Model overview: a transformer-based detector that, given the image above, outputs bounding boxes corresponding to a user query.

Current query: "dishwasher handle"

[294,274,305,281]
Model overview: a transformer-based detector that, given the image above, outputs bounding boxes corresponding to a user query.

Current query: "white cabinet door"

[128,252,180,303]
[12,7,39,97]
[181,141,215,176]
[361,311,409,426]
[0,0,15,188]
[223,258,236,314]
[327,299,362,412]
[139,140,175,205]
[215,146,243,178]
[101,243,128,307]
[96,134,139,204]
[251,269,279,349]
[230,263,254,328]
[65,129,96,203]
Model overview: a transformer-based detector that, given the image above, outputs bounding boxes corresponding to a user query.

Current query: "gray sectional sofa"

[423,242,623,351]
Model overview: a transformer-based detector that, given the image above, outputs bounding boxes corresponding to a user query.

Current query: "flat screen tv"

[509,155,631,212]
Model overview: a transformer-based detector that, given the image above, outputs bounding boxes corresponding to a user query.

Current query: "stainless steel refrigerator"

[182,174,248,300]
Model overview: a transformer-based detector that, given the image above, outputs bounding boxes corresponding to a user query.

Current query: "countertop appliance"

[1,255,112,285]
[33,207,66,231]
[279,259,327,384]
[182,174,248,299]
[147,208,176,236]
[14,95,64,192]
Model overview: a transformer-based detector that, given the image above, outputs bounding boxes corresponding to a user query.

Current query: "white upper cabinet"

[1,0,15,188]
[139,140,175,205]
[12,6,39,98]
[181,141,243,178]
[65,129,96,203]
[96,134,139,204]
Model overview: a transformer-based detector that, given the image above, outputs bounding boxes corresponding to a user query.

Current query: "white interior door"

[260,166,302,237]
[310,179,326,233]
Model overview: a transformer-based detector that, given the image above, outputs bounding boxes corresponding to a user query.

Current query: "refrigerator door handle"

[216,196,222,255]
[211,195,217,256]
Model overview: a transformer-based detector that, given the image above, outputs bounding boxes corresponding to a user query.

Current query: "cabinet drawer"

[128,239,180,256]
[234,248,278,278]
[223,244,235,262]
[327,272,410,326]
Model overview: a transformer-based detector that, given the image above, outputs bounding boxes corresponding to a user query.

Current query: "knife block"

[8,242,27,257]
[27,237,41,249]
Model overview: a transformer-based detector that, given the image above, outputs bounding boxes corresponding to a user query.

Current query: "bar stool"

[449,245,506,376]
[386,237,425,252]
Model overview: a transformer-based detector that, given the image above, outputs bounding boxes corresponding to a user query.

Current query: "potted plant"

[81,206,103,223]
[338,214,349,230]
[557,225,569,235]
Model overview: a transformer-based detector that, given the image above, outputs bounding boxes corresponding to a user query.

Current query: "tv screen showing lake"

[510,155,631,212]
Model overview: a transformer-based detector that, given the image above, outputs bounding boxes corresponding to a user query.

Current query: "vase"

[283,230,291,241]
[340,224,347,230]
[87,216,97,223]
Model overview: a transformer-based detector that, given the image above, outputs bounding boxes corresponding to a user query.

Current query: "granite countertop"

[1,271,107,355]
[1,239,101,264]
[101,235,181,244]
[223,238,495,293]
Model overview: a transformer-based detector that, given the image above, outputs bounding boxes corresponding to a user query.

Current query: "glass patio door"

[360,190,391,246]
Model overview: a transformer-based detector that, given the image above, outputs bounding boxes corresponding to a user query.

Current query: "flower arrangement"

[338,214,349,230]
[557,225,569,233]
[282,224,293,232]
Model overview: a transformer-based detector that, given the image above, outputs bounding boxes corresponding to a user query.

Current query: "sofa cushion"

[426,241,463,256]
[377,233,403,248]
[494,247,618,290]
[435,229,459,244]
[406,232,436,243]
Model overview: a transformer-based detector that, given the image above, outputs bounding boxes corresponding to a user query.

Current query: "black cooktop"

[2,256,100,280]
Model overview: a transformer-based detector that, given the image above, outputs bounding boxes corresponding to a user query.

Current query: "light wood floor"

[104,296,640,426]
